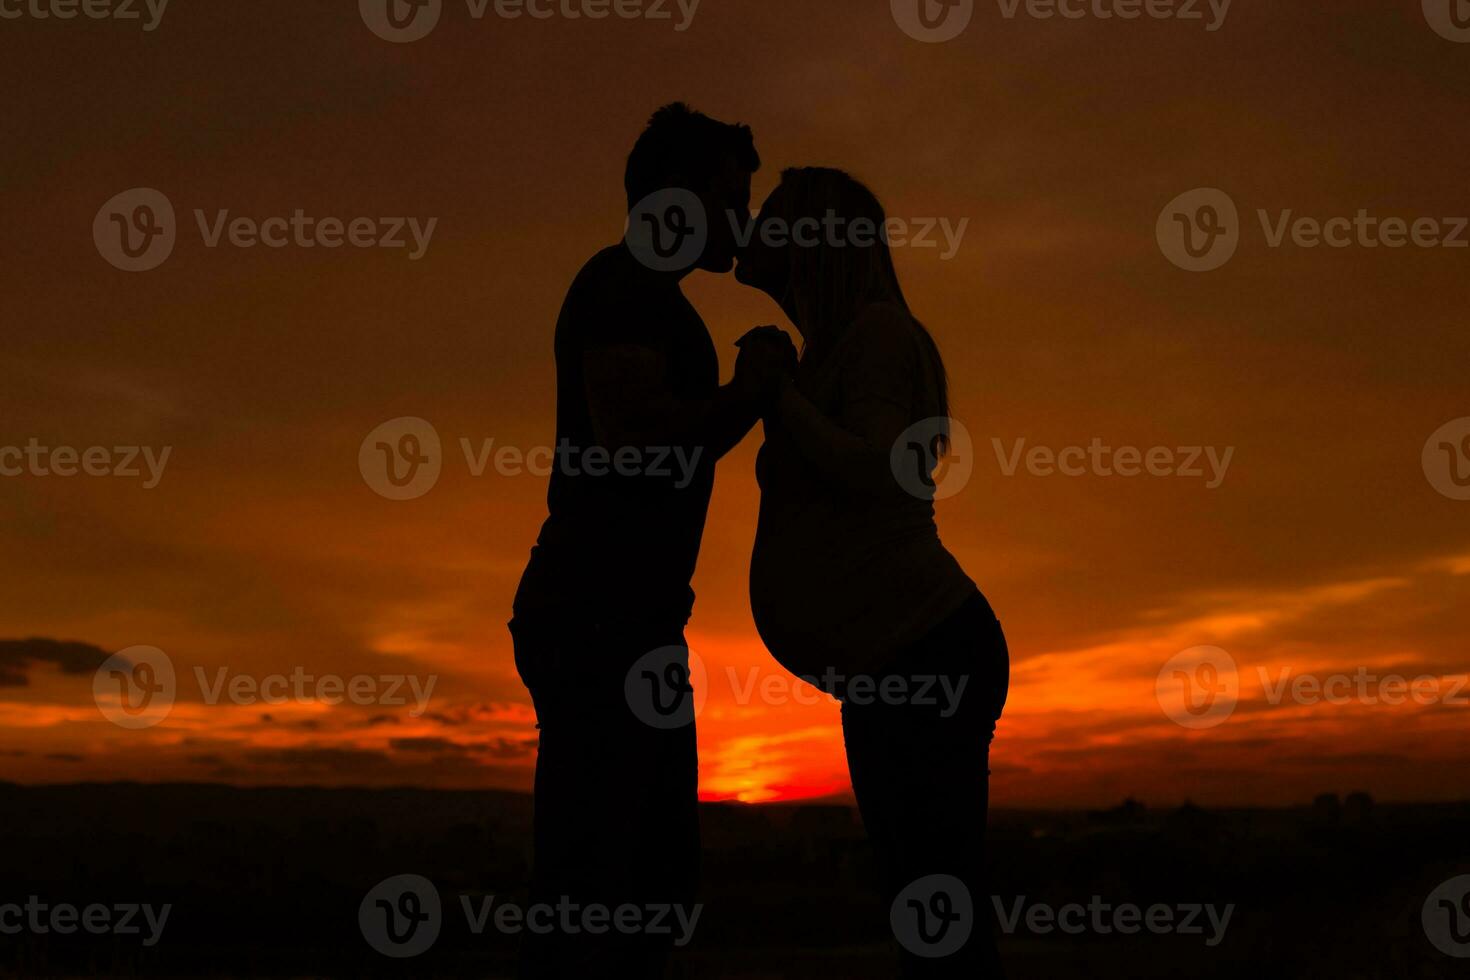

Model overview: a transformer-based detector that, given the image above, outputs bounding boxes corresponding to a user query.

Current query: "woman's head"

[736,167,950,429]
[736,167,909,343]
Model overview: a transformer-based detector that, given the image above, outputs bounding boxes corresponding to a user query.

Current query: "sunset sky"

[2,0,1468,808]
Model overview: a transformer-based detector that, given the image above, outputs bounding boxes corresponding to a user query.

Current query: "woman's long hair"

[775,167,951,440]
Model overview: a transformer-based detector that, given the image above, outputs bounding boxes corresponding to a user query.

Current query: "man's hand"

[734,326,798,412]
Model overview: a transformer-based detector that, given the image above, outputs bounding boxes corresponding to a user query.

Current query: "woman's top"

[750,302,979,681]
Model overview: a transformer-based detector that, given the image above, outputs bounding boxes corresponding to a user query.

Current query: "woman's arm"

[772,305,924,496]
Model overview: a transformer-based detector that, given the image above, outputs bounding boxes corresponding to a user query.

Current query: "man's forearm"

[695,381,764,461]
[594,382,760,461]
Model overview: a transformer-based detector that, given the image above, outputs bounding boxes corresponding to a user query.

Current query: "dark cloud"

[389,737,538,760]
[244,748,392,770]
[255,716,323,729]
[389,737,467,754]
[0,638,111,687]
[1277,753,1411,769]
[484,737,539,760]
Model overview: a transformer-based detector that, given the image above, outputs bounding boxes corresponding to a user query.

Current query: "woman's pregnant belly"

[750,508,977,683]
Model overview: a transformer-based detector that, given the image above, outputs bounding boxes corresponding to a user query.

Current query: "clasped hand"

[734,325,798,412]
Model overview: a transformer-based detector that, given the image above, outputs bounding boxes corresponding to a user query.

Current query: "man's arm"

[583,343,763,462]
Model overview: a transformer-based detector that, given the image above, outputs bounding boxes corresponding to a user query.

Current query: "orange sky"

[2,0,1468,807]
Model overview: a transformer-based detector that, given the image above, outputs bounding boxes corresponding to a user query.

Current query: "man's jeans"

[511,617,700,979]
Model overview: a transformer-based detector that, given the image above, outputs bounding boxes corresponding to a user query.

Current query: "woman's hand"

[734,326,798,413]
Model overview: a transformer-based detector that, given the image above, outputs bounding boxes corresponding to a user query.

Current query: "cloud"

[0,638,111,687]
[244,747,391,770]
[389,737,465,754]
[389,736,538,760]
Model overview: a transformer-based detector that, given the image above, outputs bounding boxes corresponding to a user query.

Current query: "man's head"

[625,103,759,273]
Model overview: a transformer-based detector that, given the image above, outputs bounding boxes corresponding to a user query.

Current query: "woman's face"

[734,183,793,299]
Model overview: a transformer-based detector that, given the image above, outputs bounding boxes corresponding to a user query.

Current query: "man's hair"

[624,103,759,208]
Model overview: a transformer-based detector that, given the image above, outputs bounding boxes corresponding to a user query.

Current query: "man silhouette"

[510,103,776,978]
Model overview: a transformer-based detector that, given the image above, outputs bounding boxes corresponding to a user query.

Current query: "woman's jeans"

[840,592,1010,978]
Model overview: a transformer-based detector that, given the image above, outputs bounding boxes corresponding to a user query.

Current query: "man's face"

[695,156,752,273]
[734,182,791,295]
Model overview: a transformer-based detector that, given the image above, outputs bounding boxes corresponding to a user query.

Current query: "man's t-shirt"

[513,245,719,631]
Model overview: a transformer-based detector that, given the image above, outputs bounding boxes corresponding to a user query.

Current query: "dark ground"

[1,783,1466,978]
